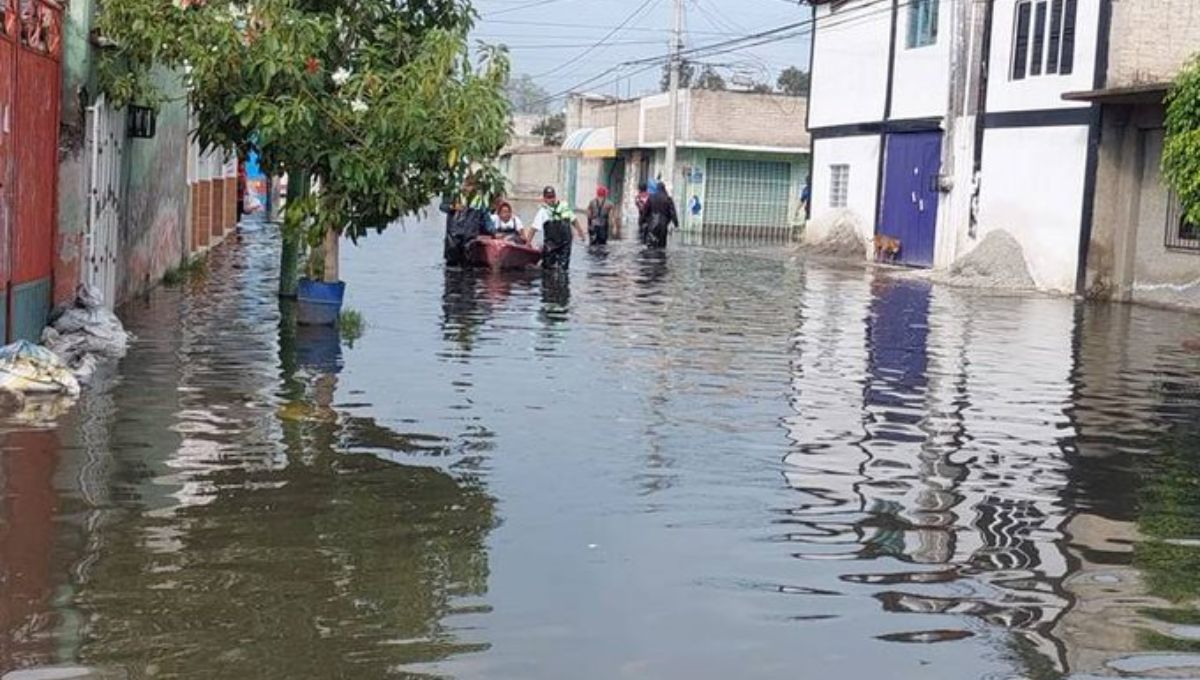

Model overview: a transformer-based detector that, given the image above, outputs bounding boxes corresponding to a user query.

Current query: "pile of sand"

[932,230,1036,290]
[806,218,867,260]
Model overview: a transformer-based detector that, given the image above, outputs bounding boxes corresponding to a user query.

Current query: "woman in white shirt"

[491,202,530,244]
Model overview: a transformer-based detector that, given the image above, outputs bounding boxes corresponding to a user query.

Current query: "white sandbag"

[0,341,81,397]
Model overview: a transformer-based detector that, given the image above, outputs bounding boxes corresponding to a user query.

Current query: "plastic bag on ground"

[0,340,81,397]
[42,283,132,384]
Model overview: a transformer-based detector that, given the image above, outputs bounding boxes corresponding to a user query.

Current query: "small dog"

[874,234,901,262]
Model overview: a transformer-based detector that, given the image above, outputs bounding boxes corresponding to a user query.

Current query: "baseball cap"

[542,186,557,199]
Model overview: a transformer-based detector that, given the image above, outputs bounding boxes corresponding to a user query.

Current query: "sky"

[469,0,813,105]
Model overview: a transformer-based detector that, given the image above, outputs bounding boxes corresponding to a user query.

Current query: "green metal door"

[703,158,791,232]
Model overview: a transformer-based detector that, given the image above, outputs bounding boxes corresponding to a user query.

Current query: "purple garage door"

[879,131,942,268]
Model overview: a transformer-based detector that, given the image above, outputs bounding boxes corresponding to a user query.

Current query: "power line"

[482,0,579,18]
[531,0,662,79]
[526,0,922,109]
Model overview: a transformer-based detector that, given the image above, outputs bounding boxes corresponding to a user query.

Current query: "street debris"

[43,284,132,385]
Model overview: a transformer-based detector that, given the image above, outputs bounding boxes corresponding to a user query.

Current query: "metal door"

[10,0,61,341]
[879,131,942,268]
[704,158,791,234]
[0,12,14,341]
[86,95,125,310]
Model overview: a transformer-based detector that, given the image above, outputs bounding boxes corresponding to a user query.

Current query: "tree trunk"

[278,172,310,298]
[322,225,339,283]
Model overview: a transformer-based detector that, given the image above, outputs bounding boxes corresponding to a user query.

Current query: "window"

[907,0,939,48]
[1011,0,1077,80]
[830,165,849,209]
[1167,192,1200,252]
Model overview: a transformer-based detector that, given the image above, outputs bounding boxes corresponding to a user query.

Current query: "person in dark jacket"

[644,181,678,249]
[440,178,494,266]
[635,181,650,244]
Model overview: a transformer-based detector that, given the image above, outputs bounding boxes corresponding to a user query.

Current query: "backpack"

[589,199,610,229]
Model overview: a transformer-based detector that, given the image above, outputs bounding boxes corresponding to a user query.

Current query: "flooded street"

[3,219,1200,679]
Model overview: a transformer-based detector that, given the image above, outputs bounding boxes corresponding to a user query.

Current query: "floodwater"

[2,219,1200,680]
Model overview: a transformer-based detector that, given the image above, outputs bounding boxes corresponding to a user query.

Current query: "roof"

[561,127,617,159]
[1062,82,1170,105]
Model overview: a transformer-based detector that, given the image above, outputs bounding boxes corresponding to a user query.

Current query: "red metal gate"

[2,0,61,342]
[0,2,15,341]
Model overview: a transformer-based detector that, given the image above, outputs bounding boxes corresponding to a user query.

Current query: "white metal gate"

[85,94,125,310]
[704,158,792,233]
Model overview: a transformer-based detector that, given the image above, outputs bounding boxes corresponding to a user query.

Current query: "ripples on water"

[0,222,1198,679]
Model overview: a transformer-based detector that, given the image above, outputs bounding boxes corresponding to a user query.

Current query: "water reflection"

[0,229,499,679]
[2,224,1200,678]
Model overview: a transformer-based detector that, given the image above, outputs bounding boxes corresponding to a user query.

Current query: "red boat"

[467,237,542,269]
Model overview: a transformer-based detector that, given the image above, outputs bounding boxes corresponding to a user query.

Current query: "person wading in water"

[635,181,651,244]
[440,177,494,265]
[587,186,616,246]
[644,181,679,249]
[532,186,585,270]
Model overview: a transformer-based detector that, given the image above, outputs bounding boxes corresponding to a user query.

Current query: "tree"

[1165,58,1200,226]
[777,66,811,97]
[749,82,775,94]
[660,59,696,92]
[96,0,511,289]
[694,65,726,91]
[506,73,550,115]
[532,113,566,146]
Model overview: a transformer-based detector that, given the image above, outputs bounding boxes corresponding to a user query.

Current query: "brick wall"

[196,181,212,250]
[689,90,809,149]
[1107,0,1200,87]
[211,178,225,240]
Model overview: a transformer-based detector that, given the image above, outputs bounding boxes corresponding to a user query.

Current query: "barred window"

[829,165,849,209]
[1012,0,1076,80]
[1166,192,1200,252]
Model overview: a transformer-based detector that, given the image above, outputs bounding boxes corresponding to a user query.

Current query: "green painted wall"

[56,4,190,309]
[118,68,190,303]
[54,0,99,305]
[644,148,809,233]
[678,149,809,233]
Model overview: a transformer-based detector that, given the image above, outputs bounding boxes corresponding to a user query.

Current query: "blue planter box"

[297,279,345,326]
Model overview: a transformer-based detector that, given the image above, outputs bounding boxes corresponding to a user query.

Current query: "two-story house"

[1068,0,1200,309]
[806,0,1115,294]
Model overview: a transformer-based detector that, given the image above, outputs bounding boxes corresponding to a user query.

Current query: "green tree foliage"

[96,0,512,244]
[506,73,550,114]
[532,112,565,146]
[1165,58,1200,226]
[694,65,726,91]
[749,82,775,94]
[660,59,696,92]
[777,66,810,97]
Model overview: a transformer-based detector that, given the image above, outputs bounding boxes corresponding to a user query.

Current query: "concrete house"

[806,0,1122,294]
[1072,1,1200,309]
[564,90,810,238]
[53,0,238,331]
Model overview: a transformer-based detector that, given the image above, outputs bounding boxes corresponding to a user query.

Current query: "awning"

[562,127,617,159]
[1062,82,1169,105]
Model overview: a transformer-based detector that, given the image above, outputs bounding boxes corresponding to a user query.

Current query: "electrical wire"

[531,0,662,79]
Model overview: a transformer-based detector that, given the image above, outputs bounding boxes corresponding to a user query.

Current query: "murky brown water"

[2,219,1200,679]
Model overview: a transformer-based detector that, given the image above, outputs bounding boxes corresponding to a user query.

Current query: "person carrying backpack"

[587,186,615,246]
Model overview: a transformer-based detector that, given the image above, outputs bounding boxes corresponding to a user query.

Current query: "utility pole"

[664,0,683,193]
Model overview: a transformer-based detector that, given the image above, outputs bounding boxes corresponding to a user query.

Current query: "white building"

[806,0,1106,293]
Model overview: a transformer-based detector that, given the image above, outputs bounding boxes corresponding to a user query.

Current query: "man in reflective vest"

[531,186,585,270]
